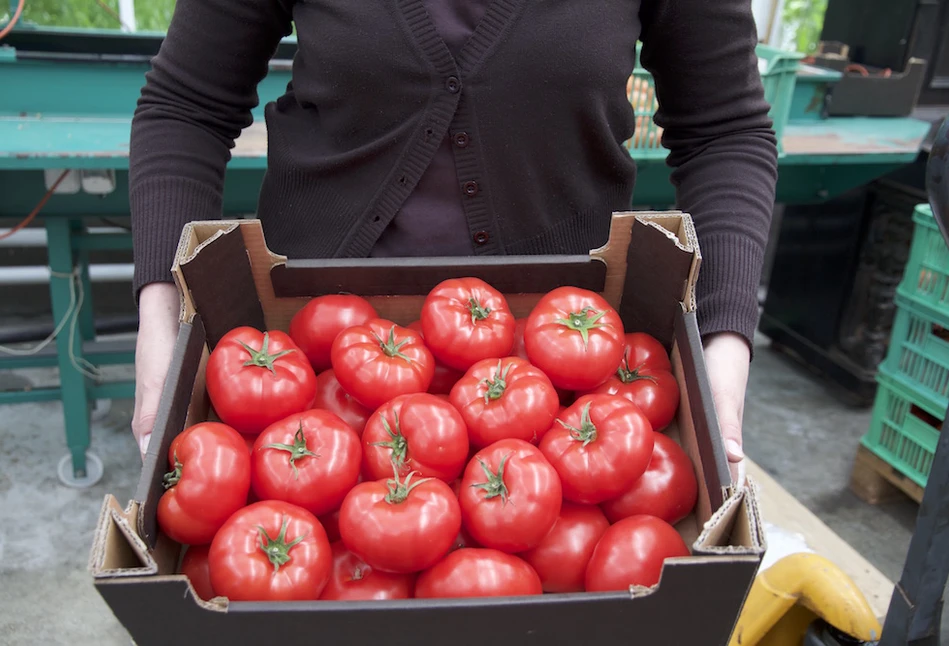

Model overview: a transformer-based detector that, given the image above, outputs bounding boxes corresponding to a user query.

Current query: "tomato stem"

[372,327,413,363]
[369,411,409,473]
[616,352,658,385]
[384,466,428,505]
[238,332,295,374]
[261,422,320,479]
[162,452,183,489]
[468,297,492,325]
[470,452,512,504]
[351,566,365,582]
[557,401,598,446]
[481,360,511,403]
[256,516,306,572]
[555,308,607,348]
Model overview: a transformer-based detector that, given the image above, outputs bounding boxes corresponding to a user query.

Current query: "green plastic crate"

[625,43,803,159]
[861,365,942,489]
[881,292,949,413]
[788,63,842,121]
[896,203,949,317]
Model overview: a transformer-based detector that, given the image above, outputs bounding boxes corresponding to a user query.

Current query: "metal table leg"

[74,220,98,342]
[73,220,112,422]
[44,217,101,487]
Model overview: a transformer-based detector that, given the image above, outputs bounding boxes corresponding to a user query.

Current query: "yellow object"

[729,553,883,645]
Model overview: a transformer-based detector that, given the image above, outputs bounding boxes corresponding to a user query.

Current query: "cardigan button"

[453,132,469,148]
[473,230,490,245]
[446,76,461,93]
[462,180,479,196]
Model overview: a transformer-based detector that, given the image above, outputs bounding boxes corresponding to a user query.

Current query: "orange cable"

[0,0,25,41]
[0,170,71,241]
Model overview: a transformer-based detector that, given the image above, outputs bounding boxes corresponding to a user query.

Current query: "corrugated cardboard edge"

[695,476,767,556]
[630,210,701,312]
[88,495,157,578]
[172,221,258,325]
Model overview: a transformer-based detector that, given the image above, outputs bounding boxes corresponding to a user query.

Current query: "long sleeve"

[129,0,293,297]
[639,0,779,350]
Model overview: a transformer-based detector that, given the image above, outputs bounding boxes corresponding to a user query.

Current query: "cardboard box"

[89,211,765,645]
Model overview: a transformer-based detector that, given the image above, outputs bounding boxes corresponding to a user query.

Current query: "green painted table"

[0,34,933,486]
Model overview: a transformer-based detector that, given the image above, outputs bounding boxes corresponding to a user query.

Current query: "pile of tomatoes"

[161,278,699,603]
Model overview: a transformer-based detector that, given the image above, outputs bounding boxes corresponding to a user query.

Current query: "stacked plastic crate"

[862,203,949,491]
[623,44,803,158]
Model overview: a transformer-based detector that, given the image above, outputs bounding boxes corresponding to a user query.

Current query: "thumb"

[709,377,747,488]
[718,409,746,488]
[720,417,745,463]
[702,332,750,488]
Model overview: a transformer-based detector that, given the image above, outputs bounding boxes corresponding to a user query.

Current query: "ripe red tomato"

[459,439,562,553]
[538,394,654,504]
[407,319,465,395]
[288,295,378,373]
[362,393,469,482]
[339,471,461,574]
[519,503,609,593]
[311,369,372,436]
[320,542,415,601]
[209,500,332,601]
[205,327,317,435]
[251,409,362,517]
[415,548,542,598]
[589,332,680,431]
[331,319,434,410]
[157,422,251,545]
[420,277,516,371]
[585,515,690,591]
[179,544,215,601]
[601,432,698,526]
[449,357,559,448]
[524,287,625,391]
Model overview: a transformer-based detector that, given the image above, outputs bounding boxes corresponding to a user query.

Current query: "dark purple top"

[370,0,490,258]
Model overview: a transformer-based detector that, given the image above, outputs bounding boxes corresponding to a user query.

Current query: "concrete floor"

[0,326,941,644]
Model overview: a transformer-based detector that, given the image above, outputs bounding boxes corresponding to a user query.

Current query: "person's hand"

[131,282,181,460]
[703,331,750,487]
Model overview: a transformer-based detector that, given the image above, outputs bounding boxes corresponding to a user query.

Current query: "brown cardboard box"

[88,211,765,645]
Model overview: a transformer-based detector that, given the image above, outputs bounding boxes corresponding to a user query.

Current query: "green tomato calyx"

[261,422,320,479]
[616,352,657,384]
[257,516,306,572]
[481,360,512,403]
[162,452,183,489]
[239,332,295,374]
[470,452,512,504]
[468,297,493,324]
[555,308,607,348]
[373,327,413,363]
[384,467,428,505]
[370,411,409,472]
[558,401,598,446]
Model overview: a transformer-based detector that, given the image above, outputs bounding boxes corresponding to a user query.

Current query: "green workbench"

[0,29,932,487]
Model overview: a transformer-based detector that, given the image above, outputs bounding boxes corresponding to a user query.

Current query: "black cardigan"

[128,0,778,346]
